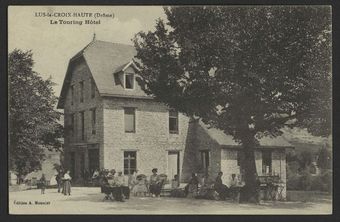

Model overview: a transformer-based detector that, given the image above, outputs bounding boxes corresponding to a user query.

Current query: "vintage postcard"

[8,5,332,215]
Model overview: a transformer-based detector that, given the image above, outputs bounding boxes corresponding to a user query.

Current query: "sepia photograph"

[8,5,332,215]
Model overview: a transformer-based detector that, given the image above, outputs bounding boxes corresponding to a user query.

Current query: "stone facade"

[102,96,190,179]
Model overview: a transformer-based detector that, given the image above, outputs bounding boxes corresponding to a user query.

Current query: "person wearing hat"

[149,168,162,197]
[107,169,124,202]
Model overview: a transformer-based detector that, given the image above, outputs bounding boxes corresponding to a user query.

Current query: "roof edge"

[100,93,154,100]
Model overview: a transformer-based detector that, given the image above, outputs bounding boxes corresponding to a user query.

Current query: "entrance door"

[88,149,99,174]
[168,151,180,180]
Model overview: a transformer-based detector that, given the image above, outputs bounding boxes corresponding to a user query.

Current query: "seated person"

[171,174,180,189]
[197,173,216,199]
[170,174,184,197]
[132,174,148,197]
[185,173,199,198]
[91,169,100,186]
[115,171,130,199]
[229,174,241,201]
[214,171,229,200]
[128,170,138,191]
[107,170,124,202]
[149,168,162,197]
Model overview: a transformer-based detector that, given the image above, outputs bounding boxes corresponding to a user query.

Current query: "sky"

[8,6,167,98]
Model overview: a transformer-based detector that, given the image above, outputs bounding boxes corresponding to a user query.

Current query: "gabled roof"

[57,40,150,109]
[114,60,139,74]
[199,121,294,149]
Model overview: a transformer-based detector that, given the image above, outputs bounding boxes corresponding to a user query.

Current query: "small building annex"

[57,39,293,198]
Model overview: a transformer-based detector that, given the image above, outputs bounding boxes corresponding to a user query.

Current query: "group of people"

[37,169,72,196]
[184,171,243,201]
[95,167,166,201]
[55,169,72,196]
[39,166,243,202]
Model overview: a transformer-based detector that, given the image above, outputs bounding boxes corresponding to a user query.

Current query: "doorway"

[168,151,180,180]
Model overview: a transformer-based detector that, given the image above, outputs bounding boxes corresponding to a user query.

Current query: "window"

[125,73,134,89]
[80,111,85,140]
[124,108,135,133]
[262,150,272,175]
[200,150,210,172]
[124,151,136,175]
[91,108,96,135]
[80,81,84,103]
[91,79,96,98]
[169,110,179,134]
[71,113,75,136]
[71,85,74,105]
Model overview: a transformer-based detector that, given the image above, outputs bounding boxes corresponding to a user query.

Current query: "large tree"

[9,49,63,178]
[133,6,331,202]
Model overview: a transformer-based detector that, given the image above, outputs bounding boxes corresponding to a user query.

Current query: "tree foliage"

[317,146,332,170]
[133,6,331,201]
[9,49,63,176]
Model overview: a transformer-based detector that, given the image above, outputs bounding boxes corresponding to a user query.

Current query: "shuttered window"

[91,108,96,135]
[71,85,74,105]
[200,150,210,171]
[91,79,96,98]
[80,81,84,103]
[124,108,135,133]
[169,110,179,134]
[80,111,85,140]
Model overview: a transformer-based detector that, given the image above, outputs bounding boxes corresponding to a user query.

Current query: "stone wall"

[102,97,190,181]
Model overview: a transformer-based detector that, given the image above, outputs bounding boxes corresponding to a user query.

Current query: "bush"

[320,170,332,193]
[287,174,302,190]
[299,169,313,191]
[287,169,332,192]
[310,176,325,191]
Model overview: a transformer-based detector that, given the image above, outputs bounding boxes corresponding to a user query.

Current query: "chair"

[101,185,113,201]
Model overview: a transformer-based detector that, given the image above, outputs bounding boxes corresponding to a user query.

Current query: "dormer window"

[125,73,134,89]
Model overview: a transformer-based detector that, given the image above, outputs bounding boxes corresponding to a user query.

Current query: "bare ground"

[9,187,332,215]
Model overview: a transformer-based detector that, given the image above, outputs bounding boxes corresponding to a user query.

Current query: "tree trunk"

[240,136,260,203]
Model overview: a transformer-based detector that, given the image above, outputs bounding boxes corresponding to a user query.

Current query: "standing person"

[214,172,229,200]
[55,169,63,193]
[62,170,72,196]
[149,168,162,197]
[39,174,47,194]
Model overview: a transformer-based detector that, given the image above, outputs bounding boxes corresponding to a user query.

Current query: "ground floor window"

[88,149,99,174]
[124,151,136,175]
[262,150,272,175]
